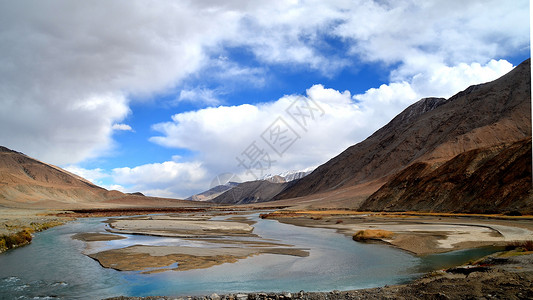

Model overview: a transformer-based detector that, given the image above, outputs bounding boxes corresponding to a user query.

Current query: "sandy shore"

[260,210,533,255]
[0,208,69,236]
[106,215,256,238]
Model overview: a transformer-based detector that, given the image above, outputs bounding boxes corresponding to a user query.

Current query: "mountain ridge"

[0,146,209,209]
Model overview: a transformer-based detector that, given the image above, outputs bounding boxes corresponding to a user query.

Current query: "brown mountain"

[0,146,207,209]
[275,58,531,209]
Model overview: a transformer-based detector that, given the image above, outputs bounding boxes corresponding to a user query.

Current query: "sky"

[0,0,530,199]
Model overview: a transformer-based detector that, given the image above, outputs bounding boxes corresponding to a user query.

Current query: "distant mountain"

[274,58,531,212]
[0,146,208,209]
[186,182,240,201]
[261,168,314,183]
[187,168,313,204]
[210,180,290,205]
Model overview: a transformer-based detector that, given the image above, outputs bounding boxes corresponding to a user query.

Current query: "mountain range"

[191,168,314,205]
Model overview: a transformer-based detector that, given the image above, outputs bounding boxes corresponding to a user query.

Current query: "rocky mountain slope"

[275,59,531,207]
[261,168,314,183]
[210,180,290,205]
[184,168,313,204]
[0,146,205,209]
[361,138,532,213]
[208,168,313,205]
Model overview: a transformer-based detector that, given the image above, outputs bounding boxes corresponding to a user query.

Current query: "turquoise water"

[0,214,500,299]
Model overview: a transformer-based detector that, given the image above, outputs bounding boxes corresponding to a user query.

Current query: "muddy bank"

[105,253,533,300]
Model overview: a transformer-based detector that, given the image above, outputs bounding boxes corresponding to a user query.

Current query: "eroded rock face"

[361,138,532,214]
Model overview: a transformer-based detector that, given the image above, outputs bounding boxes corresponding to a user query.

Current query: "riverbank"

[0,208,68,253]
[260,210,533,255]
[106,252,533,300]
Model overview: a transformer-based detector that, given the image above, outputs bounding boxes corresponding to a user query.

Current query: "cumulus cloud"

[0,0,240,164]
[354,59,515,118]
[111,161,209,198]
[335,0,529,75]
[64,165,109,186]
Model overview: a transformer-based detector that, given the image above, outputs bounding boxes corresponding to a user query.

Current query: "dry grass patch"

[0,229,32,252]
[0,220,64,253]
[352,229,394,241]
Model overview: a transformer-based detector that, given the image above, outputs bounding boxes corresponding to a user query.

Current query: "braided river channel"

[0,213,500,299]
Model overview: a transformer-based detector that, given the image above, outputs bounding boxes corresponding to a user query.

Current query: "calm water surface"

[0,213,500,299]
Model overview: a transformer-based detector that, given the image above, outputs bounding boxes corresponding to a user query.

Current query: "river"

[0,213,500,299]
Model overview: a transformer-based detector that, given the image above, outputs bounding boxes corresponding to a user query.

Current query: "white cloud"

[0,1,241,164]
[177,88,221,106]
[111,161,209,198]
[64,165,109,186]
[335,0,529,73]
[112,124,134,132]
[355,60,515,112]
[149,84,383,186]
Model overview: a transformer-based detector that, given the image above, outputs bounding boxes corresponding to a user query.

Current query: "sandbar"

[106,215,255,238]
[72,232,126,242]
[89,245,309,273]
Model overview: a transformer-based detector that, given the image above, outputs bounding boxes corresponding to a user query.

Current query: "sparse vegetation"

[352,229,394,241]
[0,220,64,253]
[30,220,63,232]
[0,229,33,252]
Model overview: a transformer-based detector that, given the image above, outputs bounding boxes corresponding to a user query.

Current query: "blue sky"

[0,0,530,198]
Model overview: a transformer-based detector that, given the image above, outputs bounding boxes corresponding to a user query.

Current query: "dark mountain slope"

[211,180,289,205]
[361,138,532,214]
